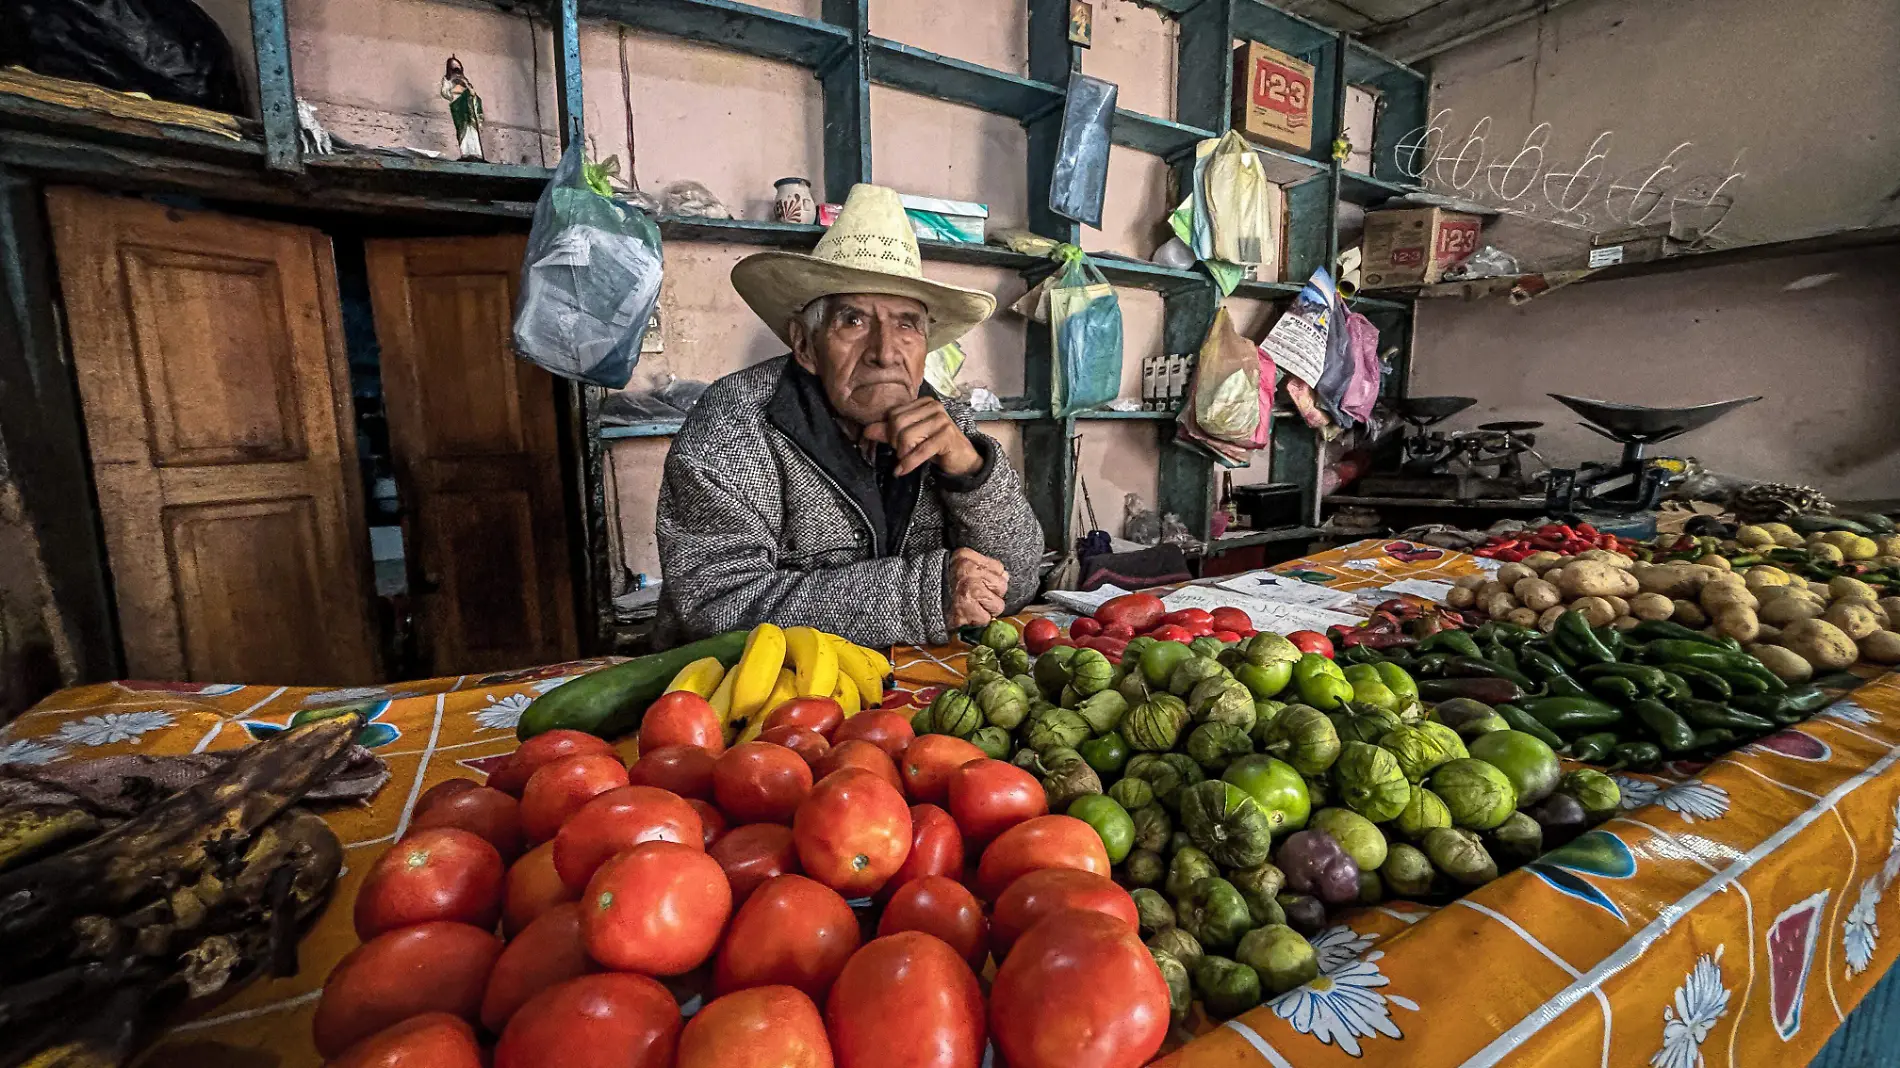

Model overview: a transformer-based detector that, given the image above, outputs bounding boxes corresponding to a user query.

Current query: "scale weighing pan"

[1397,396,1476,423]
[1548,394,1760,443]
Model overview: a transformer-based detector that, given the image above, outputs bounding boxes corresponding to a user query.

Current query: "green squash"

[1179,878,1255,953]
[1185,721,1254,773]
[1179,780,1274,868]
[1025,708,1090,753]
[1125,694,1190,752]
[1068,648,1115,697]
[1261,703,1342,776]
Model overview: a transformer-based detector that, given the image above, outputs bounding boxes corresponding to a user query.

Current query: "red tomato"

[1209,607,1252,634]
[713,874,861,1000]
[1099,621,1134,640]
[495,973,680,1068]
[883,803,964,899]
[877,875,989,970]
[410,785,523,862]
[414,778,480,816]
[990,868,1138,957]
[488,730,614,797]
[947,759,1047,845]
[1179,618,1215,638]
[552,785,704,891]
[760,725,832,767]
[326,1013,482,1068]
[480,902,594,1033]
[1211,630,1243,643]
[627,744,716,800]
[583,841,731,975]
[1287,629,1335,658]
[504,841,576,938]
[831,710,914,761]
[1147,624,1192,643]
[1094,592,1164,632]
[354,828,504,940]
[677,986,833,1068]
[899,734,986,805]
[639,691,725,755]
[519,753,630,844]
[313,922,503,1059]
[689,798,727,848]
[1157,608,1212,628]
[814,738,904,795]
[763,697,845,739]
[1022,617,1061,655]
[793,768,911,895]
[714,742,815,824]
[989,910,1168,1068]
[709,822,801,904]
[1081,635,1127,662]
[826,932,985,1068]
[1068,616,1102,639]
[974,815,1111,900]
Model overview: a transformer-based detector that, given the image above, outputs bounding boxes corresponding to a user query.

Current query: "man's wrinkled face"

[789,293,930,429]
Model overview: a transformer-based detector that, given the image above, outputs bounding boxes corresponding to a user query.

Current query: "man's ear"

[787,318,820,375]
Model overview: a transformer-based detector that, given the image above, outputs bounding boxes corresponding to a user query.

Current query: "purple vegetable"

[1276,892,1327,936]
[1530,792,1588,847]
[1276,829,1361,905]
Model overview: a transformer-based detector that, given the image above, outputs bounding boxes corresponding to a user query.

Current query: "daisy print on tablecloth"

[530,676,573,695]
[1821,699,1876,726]
[1657,781,1729,823]
[1649,944,1730,1068]
[1844,877,1881,976]
[0,738,65,766]
[473,693,533,732]
[1269,926,1418,1057]
[50,710,175,748]
[1616,775,1662,811]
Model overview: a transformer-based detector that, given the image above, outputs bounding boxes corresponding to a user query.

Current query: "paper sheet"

[1043,584,1132,615]
[1381,578,1456,603]
[1216,571,1357,610]
[1161,586,1363,635]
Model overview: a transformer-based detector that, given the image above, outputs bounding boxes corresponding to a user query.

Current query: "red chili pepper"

[1180,619,1215,639]
[1081,635,1127,663]
[1157,608,1214,628]
[1537,523,1565,536]
[1575,522,1599,538]
[1099,621,1134,640]
[1211,630,1243,643]
[1070,616,1102,639]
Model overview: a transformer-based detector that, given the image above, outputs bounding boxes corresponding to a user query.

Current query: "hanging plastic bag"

[1190,307,1261,443]
[513,140,662,389]
[1202,131,1271,268]
[1338,312,1382,425]
[2,0,244,111]
[1048,245,1123,417]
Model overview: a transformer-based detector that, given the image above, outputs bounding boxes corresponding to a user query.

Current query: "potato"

[1495,562,1537,588]
[1760,594,1826,626]
[1506,607,1541,628]
[1770,527,1805,548]
[1838,597,1890,627]
[1636,563,1701,599]
[1477,580,1509,601]
[1743,565,1791,591]
[1878,535,1900,557]
[1757,623,1782,643]
[1806,578,1832,598]
[1736,524,1775,548]
[1696,554,1732,571]
[1513,578,1562,612]
[1807,542,1845,565]
[1630,593,1674,621]
[1522,551,1564,572]
[1824,602,1882,640]
[1541,566,1566,589]
[1454,574,1489,591]
[1536,605,1567,633]
[1876,556,1900,569]
[1571,596,1617,627]
[1606,596,1631,618]
[1611,615,1642,631]
[1446,586,1477,609]
[1844,535,1880,561]
[1713,606,1760,643]
[1780,618,1860,670]
[1671,599,1709,627]
[1571,548,1633,569]
[1559,560,1638,600]
[1483,592,1519,620]
[1880,596,1900,622]
[1830,576,1878,603]
[1747,643,1813,683]
[1701,583,1759,613]
[1861,630,1900,665]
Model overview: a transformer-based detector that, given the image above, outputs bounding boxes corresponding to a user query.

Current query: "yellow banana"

[832,639,884,710]
[665,656,726,698]
[738,668,799,744]
[860,645,894,678]
[832,672,861,718]
[708,665,739,722]
[784,626,839,698]
[730,623,786,723]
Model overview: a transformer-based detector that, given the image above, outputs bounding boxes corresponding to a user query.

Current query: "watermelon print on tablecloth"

[1766,889,1830,1041]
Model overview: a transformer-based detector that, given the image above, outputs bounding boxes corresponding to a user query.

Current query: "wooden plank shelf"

[581,0,849,68]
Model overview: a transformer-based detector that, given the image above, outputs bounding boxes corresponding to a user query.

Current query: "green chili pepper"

[1419,630,1485,660]
[1714,669,1774,696]
[1517,647,1570,683]
[1631,698,1697,753]
[1554,611,1616,665]
[1411,652,1450,677]
[1641,641,1787,692]
[1588,676,1643,704]
[1675,699,1774,734]
[1520,695,1624,731]
[1628,620,1728,648]
[1543,674,1593,700]
[1568,732,1619,763]
[1665,664,1733,700]
[1595,625,1624,659]
[1612,741,1662,771]
[1727,553,1763,568]
[1811,672,1864,691]
[1691,728,1739,750]
[1655,671,1692,703]
[1577,662,1672,694]
[1496,702,1566,749]
[1733,685,1829,725]
[1491,622,1540,644]
[1487,644,1523,674]
[1443,656,1537,691]
[1339,644,1382,666]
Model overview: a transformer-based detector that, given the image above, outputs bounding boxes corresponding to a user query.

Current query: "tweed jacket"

[656,355,1046,647]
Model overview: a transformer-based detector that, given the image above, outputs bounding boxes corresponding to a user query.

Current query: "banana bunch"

[664,623,892,744]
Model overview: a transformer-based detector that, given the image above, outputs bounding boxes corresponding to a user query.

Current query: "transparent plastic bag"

[512,140,662,388]
[1189,307,1260,444]
[1048,246,1123,417]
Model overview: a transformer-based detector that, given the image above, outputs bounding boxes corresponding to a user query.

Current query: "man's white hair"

[797,295,832,337]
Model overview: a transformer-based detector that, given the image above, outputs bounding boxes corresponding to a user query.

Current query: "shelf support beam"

[248,0,301,172]
[820,0,872,198]
[553,0,585,149]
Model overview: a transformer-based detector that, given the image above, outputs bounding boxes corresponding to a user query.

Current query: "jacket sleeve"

[934,427,1047,614]
[658,452,955,647]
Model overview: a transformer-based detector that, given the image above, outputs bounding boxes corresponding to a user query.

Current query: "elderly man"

[656,184,1045,647]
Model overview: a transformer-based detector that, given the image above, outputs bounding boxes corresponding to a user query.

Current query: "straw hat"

[730,184,996,350]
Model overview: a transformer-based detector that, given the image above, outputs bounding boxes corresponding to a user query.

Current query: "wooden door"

[365,236,577,675]
[46,189,379,685]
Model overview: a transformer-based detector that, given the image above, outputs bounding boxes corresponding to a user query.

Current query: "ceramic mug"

[773,177,816,224]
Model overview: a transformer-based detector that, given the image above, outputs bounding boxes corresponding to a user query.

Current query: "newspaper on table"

[1380,577,1457,603]
[1215,571,1357,610]
[1042,584,1133,616]
[1160,586,1361,636]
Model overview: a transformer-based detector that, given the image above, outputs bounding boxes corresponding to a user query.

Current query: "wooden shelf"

[1202,525,1326,554]
[867,38,1061,119]
[580,0,849,68]
[1338,169,1423,206]
[975,409,1044,422]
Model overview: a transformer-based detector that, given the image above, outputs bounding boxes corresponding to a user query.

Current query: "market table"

[4,538,1899,1068]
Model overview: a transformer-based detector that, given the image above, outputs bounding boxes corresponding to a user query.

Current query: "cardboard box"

[1360,207,1483,288]
[1341,84,1382,175]
[1587,224,1669,269]
[818,193,989,243]
[1232,42,1315,154]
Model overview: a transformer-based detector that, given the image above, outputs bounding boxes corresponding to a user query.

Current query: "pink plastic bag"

[1339,311,1381,425]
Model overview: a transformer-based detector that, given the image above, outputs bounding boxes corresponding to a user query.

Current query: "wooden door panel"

[48,188,378,684]
[367,235,577,675]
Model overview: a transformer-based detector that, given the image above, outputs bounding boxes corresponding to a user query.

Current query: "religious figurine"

[439,55,485,161]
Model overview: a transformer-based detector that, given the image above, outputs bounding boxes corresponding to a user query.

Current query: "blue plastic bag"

[1048,245,1123,417]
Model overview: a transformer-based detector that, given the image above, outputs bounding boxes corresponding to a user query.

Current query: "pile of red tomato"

[1027,592,1333,666]
[314,689,1170,1068]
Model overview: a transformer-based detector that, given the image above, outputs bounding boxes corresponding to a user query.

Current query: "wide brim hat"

[731,183,997,351]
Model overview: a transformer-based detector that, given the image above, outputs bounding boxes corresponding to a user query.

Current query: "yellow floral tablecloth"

[2,539,1895,1068]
